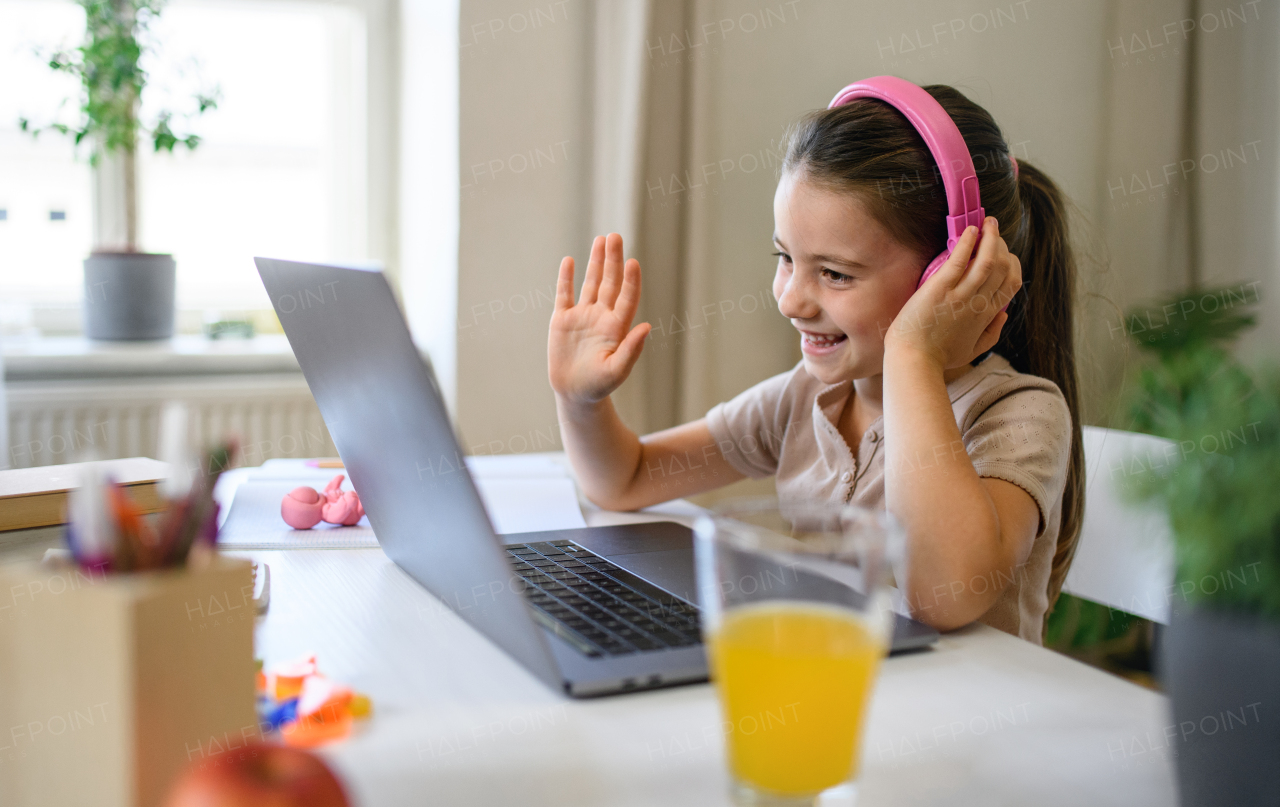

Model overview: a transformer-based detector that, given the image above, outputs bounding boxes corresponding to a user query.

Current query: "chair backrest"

[1060,426,1176,624]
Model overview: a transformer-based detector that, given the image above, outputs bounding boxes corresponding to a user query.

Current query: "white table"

[225,494,1178,806]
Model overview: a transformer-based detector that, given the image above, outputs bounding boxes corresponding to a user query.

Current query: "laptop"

[256,258,938,697]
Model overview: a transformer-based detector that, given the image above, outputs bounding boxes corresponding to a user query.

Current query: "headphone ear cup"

[916,250,950,290]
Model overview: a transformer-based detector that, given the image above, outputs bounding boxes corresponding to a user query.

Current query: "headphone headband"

[827,76,985,253]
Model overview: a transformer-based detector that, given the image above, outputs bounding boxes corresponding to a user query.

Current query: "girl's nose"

[776,272,820,321]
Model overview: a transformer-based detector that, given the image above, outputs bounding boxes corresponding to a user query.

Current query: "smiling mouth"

[801,331,848,348]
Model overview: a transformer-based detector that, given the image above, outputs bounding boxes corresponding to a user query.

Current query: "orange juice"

[709,601,883,796]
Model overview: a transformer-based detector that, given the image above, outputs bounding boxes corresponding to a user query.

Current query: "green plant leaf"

[152,113,177,152]
[19,0,217,165]
[1118,285,1280,620]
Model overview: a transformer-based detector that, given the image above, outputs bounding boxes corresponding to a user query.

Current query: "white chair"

[1061,426,1177,624]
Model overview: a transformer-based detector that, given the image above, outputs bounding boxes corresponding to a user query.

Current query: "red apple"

[164,743,350,807]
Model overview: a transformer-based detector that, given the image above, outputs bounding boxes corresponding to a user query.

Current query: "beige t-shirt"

[705,353,1072,643]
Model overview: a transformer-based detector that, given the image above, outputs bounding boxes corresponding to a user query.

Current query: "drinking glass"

[694,497,903,806]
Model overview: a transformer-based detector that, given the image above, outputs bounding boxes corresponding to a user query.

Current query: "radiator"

[5,374,337,470]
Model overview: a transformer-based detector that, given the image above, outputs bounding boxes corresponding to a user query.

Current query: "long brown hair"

[782,84,1085,623]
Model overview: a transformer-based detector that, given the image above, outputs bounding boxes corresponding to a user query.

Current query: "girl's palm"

[548,233,651,404]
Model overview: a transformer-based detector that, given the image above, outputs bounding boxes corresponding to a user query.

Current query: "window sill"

[2,334,300,382]
[2,304,282,342]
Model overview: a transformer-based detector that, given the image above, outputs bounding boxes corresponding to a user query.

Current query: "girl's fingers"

[955,218,1003,299]
[936,225,980,286]
[580,235,606,304]
[975,311,1009,356]
[598,233,625,308]
[608,321,652,377]
[973,237,1019,311]
[968,249,1008,305]
[614,258,643,325]
[994,254,1023,310]
[554,256,575,312]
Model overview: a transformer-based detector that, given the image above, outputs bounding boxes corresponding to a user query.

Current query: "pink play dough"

[320,475,365,526]
[281,485,324,529]
[280,475,365,529]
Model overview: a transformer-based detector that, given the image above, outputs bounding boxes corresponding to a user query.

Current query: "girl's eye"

[821,267,852,283]
[771,251,791,264]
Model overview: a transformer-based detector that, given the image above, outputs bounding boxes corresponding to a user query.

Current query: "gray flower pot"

[1162,605,1280,806]
[83,252,176,340]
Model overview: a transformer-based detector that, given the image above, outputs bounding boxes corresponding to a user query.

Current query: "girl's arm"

[882,218,1039,630]
[555,402,745,510]
[550,234,745,510]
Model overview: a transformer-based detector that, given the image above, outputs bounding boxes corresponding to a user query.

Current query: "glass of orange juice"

[694,498,902,806]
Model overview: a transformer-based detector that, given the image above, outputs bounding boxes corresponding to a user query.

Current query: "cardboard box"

[0,556,257,807]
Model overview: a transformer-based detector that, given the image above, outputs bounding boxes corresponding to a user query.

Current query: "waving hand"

[548,233,651,404]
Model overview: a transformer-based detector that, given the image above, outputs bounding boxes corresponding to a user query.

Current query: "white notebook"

[217,463,587,550]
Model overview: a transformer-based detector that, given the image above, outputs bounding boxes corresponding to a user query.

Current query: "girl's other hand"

[884,217,1022,371]
[548,233,652,405]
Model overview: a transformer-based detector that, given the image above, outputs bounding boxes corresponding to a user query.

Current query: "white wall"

[456,0,590,455]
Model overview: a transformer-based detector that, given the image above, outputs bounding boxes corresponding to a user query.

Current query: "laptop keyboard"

[505,540,702,658]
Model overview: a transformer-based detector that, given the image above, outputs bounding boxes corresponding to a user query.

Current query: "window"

[0,0,368,316]
[0,0,91,305]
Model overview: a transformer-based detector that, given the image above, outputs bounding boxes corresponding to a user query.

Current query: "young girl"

[546,82,1083,644]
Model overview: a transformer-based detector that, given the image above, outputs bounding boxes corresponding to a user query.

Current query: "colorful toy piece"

[255,653,372,749]
[280,475,365,529]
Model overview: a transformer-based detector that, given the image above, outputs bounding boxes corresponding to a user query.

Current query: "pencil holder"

[0,556,257,807]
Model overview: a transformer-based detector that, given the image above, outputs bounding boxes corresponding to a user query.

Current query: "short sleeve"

[963,384,1072,536]
[705,369,797,479]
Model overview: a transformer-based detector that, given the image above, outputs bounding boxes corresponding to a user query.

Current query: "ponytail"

[998,161,1085,616]
[783,85,1085,621]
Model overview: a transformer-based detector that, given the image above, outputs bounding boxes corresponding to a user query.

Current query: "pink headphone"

[827,76,995,291]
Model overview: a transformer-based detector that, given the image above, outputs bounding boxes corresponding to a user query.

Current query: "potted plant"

[1119,287,1279,806]
[20,0,217,340]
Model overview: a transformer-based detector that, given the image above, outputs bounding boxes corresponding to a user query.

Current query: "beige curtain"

[589,0,689,435]
[1188,0,1279,357]
[1085,0,1200,425]
[1090,0,1279,422]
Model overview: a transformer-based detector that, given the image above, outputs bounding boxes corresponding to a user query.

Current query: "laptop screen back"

[256,257,562,690]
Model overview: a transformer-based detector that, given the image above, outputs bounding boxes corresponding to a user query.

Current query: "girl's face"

[772,169,928,385]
